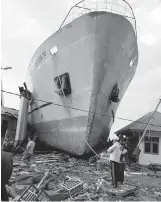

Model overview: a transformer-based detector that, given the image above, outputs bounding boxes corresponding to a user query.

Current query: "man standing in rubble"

[107,135,127,188]
[23,136,35,165]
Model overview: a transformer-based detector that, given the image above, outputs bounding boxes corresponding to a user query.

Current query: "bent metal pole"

[136,98,161,148]
[14,85,31,146]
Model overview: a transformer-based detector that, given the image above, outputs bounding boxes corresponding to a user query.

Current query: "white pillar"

[15,96,29,142]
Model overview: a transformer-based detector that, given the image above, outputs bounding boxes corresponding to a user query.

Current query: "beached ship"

[27,0,138,155]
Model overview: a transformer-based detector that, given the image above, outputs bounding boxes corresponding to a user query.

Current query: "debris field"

[6,151,161,201]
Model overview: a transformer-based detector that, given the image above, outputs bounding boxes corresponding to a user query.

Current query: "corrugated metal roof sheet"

[116,111,161,133]
[1,106,18,119]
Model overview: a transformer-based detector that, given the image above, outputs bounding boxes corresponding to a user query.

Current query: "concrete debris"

[12,184,28,196]
[6,185,17,199]
[45,190,69,201]
[148,163,161,171]
[147,172,161,178]
[105,184,137,197]
[89,155,100,163]
[7,152,161,201]
[73,192,92,201]
[128,163,142,171]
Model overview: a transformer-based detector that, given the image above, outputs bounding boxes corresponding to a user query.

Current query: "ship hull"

[27,11,138,155]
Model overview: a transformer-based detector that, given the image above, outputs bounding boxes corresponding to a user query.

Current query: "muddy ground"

[7,151,161,201]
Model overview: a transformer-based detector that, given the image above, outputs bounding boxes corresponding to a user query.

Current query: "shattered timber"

[7,152,161,201]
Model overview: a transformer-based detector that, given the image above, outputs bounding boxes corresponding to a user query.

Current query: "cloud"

[2,15,48,47]
[134,4,161,46]
[1,77,21,110]
[139,34,157,46]
[150,4,161,25]
[18,17,49,45]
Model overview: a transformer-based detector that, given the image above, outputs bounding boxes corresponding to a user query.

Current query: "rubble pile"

[148,163,161,171]
[6,152,161,201]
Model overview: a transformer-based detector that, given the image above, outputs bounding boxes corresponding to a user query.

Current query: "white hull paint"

[27,10,138,155]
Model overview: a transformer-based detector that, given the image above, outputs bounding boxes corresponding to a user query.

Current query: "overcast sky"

[1,0,161,134]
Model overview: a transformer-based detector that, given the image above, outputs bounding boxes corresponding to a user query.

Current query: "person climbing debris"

[107,135,127,188]
[23,136,35,165]
[1,151,13,201]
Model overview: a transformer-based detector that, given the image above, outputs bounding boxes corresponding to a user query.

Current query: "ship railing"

[59,0,137,37]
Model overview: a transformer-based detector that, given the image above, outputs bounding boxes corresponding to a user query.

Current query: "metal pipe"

[136,99,161,148]
[59,0,84,30]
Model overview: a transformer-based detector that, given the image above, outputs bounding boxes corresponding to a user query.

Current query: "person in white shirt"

[23,136,35,165]
[107,135,127,188]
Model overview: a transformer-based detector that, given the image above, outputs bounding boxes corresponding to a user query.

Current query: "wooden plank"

[35,160,57,163]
